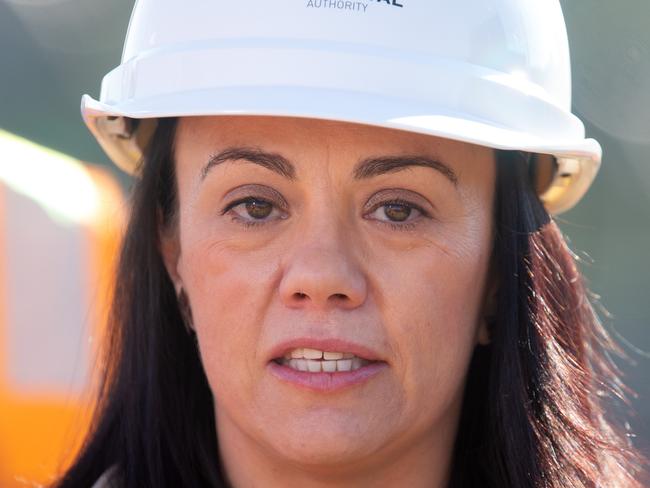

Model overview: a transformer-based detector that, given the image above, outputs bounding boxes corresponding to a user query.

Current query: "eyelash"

[221,196,430,231]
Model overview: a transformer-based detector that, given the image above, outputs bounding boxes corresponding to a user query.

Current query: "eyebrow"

[200,145,458,187]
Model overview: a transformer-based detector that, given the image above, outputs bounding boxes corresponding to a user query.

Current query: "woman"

[56,1,647,487]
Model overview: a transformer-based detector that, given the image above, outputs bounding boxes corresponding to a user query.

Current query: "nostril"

[332,293,347,300]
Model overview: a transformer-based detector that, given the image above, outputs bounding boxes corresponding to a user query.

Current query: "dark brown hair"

[53,117,648,487]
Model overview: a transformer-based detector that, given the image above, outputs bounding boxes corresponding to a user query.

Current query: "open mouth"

[272,347,380,373]
[268,346,388,391]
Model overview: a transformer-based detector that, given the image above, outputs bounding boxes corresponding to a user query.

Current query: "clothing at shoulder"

[91,464,120,488]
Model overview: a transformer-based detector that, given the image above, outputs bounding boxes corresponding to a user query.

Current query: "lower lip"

[267,360,388,392]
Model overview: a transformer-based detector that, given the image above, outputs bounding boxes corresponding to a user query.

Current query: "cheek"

[378,220,491,415]
[179,233,281,403]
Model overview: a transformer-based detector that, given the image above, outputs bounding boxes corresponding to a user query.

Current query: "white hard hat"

[81,0,602,215]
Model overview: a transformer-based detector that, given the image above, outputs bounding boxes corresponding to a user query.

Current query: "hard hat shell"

[81,0,602,215]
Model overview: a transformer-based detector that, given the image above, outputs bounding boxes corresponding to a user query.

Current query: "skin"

[161,115,497,488]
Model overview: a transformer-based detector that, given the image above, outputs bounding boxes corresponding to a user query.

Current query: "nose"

[278,219,368,311]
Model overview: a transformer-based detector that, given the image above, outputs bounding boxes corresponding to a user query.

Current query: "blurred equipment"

[0,129,124,488]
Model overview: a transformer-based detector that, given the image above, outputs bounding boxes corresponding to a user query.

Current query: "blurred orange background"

[0,130,125,487]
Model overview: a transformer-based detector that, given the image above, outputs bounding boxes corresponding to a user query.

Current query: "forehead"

[175,115,490,159]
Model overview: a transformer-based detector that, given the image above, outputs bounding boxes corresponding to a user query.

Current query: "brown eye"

[383,203,412,222]
[244,199,273,219]
[222,196,286,227]
[365,198,428,230]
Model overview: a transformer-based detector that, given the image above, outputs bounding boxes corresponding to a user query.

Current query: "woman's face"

[163,115,496,482]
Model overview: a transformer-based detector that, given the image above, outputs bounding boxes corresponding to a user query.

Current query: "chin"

[264,413,387,467]
[277,437,381,469]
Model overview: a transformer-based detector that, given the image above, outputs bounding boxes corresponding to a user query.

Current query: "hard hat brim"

[81,84,601,215]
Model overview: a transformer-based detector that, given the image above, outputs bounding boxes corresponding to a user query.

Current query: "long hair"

[53,117,648,487]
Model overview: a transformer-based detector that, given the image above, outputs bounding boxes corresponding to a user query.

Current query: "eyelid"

[367,199,428,217]
[222,183,289,210]
[364,188,434,214]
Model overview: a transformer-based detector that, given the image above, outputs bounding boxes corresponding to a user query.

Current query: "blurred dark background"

[1,0,648,462]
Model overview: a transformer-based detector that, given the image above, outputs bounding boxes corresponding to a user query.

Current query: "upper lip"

[268,337,386,363]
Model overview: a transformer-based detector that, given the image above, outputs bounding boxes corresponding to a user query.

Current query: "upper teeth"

[279,348,372,372]
[286,348,356,360]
